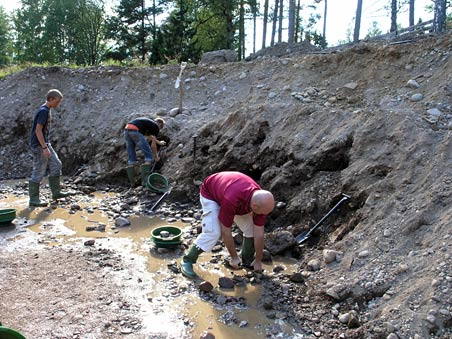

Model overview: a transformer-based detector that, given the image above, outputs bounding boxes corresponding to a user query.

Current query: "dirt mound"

[0,30,451,338]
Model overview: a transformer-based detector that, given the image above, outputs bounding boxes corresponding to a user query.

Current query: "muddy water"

[0,184,300,338]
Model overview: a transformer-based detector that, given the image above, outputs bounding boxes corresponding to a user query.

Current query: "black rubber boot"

[141,164,151,187]
[28,181,48,207]
[180,245,203,279]
[241,237,255,268]
[48,176,71,200]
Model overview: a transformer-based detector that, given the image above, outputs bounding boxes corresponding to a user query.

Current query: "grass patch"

[0,64,26,79]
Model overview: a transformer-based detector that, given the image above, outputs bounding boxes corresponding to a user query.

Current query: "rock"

[426,314,436,324]
[200,49,237,64]
[70,204,81,210]
[218,277,235,289]
[169,107,180,117]
[307,259,321,271]
[200,331,215,339]
[115,217,130,227]
[268,92,277,99]
[410,93,424,102]
[323,249,339,264]
[325,285,351,301]
[347,312,360,328]
[343,82,358,90]
[387,333,399,339]
[84,239,95,246]
[157,248,169,254]
[199,281,214,292]
[276,201,286,209]
[427,108,443,120]
[271,264,284,273]
[261,296,274,310]
[289,272,304,283]
[406,79,420,88]
[216,295,227,305]
[266,311,276,319]
[338,313,350,323]
[264,231,295,255]
[358,250,369,258]
[220,310,237,325]
[238,320,248,328]
[262,249,272,262]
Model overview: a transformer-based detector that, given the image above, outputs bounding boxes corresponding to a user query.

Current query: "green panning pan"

[0,322,27,339]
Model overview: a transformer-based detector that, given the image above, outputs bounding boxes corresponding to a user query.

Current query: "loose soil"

[1,30,451,339]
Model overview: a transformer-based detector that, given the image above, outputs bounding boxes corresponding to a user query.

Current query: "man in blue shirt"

[29,89,70,207]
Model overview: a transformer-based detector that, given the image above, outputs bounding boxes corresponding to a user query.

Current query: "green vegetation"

[0,0,325,67]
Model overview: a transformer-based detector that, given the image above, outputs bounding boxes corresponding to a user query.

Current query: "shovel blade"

[295,231,310,244]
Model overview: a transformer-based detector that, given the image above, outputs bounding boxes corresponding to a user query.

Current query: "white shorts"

[195,195,254,252]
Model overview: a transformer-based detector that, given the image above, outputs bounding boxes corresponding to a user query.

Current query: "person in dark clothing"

[124,117,165,187]
[28,89,71,207]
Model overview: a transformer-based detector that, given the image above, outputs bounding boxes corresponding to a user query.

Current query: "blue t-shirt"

[30,105,50,148]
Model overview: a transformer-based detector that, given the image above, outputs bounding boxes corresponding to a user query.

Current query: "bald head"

[250,190,275,215]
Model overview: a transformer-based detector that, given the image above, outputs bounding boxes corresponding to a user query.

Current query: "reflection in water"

[1,187,301,339]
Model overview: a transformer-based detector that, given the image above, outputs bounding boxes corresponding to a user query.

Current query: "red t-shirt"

[200,172,267,228]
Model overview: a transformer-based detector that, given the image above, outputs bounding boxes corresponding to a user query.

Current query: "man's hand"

[229,257,241,270]
[43,148,51,159]
[159,140,166,146]
[252,260,263,273]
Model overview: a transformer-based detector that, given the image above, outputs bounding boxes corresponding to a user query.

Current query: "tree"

[13,0,46,63]
[262,0,269,48]
[433,0,447,32]
[0,6,12,65]
[294,0,301,42]
[69,0,107,65]
[248,0,258,54]
[278,0,283,43]
[322,0,327,48]
[238,0,245,59]
[270,0,278,46]
[353,0,363,43]
[390,0,398,33]
[409,0,415,26]
[288,0,296,43]
[13,0,108,65]
[106,0,153,62]
[365,21,383,38]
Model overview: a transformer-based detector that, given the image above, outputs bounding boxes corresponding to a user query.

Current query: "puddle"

[0,181,302,338]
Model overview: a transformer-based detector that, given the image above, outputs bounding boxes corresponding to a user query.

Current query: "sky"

[0,0,436,51]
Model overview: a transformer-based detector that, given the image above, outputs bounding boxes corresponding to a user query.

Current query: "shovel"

[295,193,350,244]
[149,186,173,213]
[151,146,165,173]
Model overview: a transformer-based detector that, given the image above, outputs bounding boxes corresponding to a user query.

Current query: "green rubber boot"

[180,245,203,279]
[126,166,136,187]
[48,176,71,200]
[241,237,255,268]
[28,181,48,207]
[141,164,151,187]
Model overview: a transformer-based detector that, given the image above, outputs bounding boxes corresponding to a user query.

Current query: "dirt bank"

[1,30,451,338]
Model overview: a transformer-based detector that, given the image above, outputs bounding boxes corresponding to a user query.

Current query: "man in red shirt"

[180,171,275,279]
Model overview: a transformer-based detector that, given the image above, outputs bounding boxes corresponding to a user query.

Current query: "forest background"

[0,0,450,68]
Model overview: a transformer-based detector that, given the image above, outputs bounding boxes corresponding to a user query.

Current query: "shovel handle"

[149,186,172,212]
[304,193,350,238]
